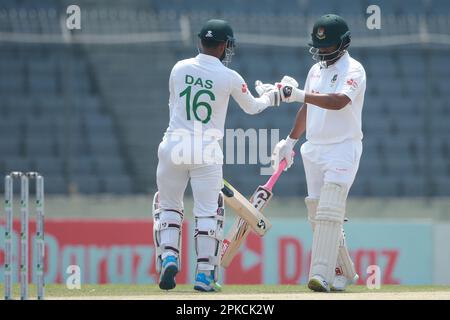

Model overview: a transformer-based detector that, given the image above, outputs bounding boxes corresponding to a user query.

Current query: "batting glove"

[271,136,298,171]
[255,80,281,107]
[255,80,275,96]
[275,75,305,103]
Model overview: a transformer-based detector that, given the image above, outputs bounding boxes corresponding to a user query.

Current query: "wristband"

[291,87,305,103]
[286,136,298,147]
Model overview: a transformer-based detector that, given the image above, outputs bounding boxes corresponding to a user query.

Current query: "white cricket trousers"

[156,135,223,217]
[301,139,362,198]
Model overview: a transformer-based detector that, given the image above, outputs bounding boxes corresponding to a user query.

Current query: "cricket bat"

[221,157,290,268]
[221,180,272,236]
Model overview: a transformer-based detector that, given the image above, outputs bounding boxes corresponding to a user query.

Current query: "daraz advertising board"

[0,218,439,285]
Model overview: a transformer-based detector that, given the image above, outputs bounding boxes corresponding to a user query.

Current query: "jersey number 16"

[179,86,215,124]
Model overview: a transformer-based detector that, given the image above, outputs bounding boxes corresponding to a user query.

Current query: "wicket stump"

[4,171,45,300]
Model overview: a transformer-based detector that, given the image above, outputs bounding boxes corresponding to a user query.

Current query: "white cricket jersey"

[304,52,366,144]
[165,53,272,139]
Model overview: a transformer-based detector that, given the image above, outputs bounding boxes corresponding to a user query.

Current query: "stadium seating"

[0,0,449,197]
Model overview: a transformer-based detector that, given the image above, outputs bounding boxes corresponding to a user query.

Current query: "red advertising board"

[0,219,418,284]
[0,219,189,284]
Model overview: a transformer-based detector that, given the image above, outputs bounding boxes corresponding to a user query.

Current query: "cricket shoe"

[331,274,359,292]
[194,271,222,292]
[159,256,178,290]
[308,275,331,293]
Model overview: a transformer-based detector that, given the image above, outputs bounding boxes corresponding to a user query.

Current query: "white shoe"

[331,274,359,292]
[308,275,330,293]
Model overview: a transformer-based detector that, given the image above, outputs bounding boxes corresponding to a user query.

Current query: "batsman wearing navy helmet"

[153,19,281,293]
[272,14,366,292]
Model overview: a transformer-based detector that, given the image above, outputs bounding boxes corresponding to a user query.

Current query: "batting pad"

[158,211,183,259]
[310,183,347,284]
[304,197,319,231]
[195,198,224,282]
[336,228,357,280]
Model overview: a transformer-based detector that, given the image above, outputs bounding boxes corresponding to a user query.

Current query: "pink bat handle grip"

[263,151,295,191]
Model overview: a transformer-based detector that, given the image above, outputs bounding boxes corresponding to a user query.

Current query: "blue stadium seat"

[432,177,450,196]
[350,177,370,196]
[28,75,58,94]
[42,175,67,194]
[404,78,426,96]
[68,156,95,175]
[0,75,23,93]
[431,116,450,133]
[399,52,425,76]
[367,0,397,15]
[399,177,425,197]
[54,136,89,156]
[379,140,411,157]
[385,97,419,115]
[35,95,66,115]
[102,174,133,194]
[401,0,427,14]
[363,117,394,135]
[391,116,422,135]
[0,138,21,157]
[26,118,57,137]
[65,77,91,93]
[7,95,33,109]
[54,117,84,134]
[431,157,450,176]
[28,59,56,76]
[369,176,401,196]
[71,175,102,194]
[3,157,34,173]
[73,95,101,112]
[337,0,366,15]
[427,0,450,14]
[0,60,24,73]
[375,78,403,95]
[367,54,397,76]
[386,157,418,176]
[24,137,56,157]
[34,157,64,175]
[93,156,125,174]
[0,118,23,136]
[88,138,120,156]
[358,157,386,176]
[302,0,335,15]
[434,78,450,97]
[429,55,450,76]
[85,114,114,134]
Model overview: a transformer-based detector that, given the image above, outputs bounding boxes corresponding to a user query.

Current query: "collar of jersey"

[196,53,223,65]
[323,51,350,71]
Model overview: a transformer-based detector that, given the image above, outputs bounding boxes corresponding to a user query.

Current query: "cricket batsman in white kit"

[153,19,281,292]
[272,14,366,292]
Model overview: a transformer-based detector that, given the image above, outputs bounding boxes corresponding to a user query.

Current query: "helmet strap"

[222,39,235,67]
[309,38,350,68]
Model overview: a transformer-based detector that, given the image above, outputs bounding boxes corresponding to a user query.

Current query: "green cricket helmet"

[198,19,236,66]
[308,14,351,66]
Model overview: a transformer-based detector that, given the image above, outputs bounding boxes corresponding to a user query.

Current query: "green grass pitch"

[1,284,449,299]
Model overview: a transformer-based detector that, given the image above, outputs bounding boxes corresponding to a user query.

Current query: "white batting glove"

[275,75,305,103]
[255,80,280,106]
[266,88,281,107]
[271,136,298,171]
[280,75,299,88]
[255,80,275,96]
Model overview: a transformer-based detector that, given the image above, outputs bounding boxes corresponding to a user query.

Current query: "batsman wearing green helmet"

[153,19,281,293]
[272,14,367,292]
